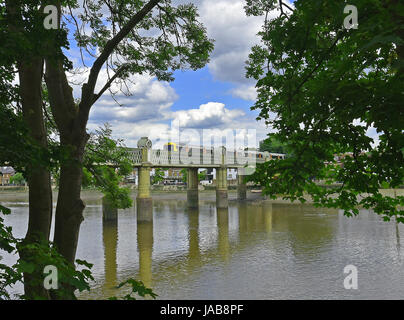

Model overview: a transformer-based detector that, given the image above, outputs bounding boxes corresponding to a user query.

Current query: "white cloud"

[171,102,244,128]
[86,99,271,149]
[230,85,257,101]
[197,0,285,101]
[199,0,263,85]
[67,68,178,123]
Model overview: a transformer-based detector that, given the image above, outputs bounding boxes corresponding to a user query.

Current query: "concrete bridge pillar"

[102,196,118,222]
[216,166,228,208]
[137,165,152,222]
[137,137,153,222]
[237,168,247,200]
[187,167,199,208]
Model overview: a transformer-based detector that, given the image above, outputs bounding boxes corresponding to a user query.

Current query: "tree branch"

[79,0,160,112]
[280,1,294,12]
[92,65,128,104]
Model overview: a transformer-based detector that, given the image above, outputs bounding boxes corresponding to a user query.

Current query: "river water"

[1,190,403,299]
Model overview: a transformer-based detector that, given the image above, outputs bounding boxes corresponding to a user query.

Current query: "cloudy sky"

[65,0,281,149]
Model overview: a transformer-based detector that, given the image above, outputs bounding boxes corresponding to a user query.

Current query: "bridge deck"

[127,148,281,168]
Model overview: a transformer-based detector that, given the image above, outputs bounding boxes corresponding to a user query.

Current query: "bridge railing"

[127,148,273,166]
[127,149,143,164]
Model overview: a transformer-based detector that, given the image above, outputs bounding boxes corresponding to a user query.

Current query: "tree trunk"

[44,54,92,298]
[53,142,86,264]
[50,127,89,299]
[18,59,53,299]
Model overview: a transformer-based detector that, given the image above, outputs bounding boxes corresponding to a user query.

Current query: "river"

[1,190,403,299]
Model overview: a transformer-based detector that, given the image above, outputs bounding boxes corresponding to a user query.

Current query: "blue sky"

[169,67,253,113]
[64,0,287,148]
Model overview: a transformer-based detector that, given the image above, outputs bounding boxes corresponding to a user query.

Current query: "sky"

[64,0,282,149]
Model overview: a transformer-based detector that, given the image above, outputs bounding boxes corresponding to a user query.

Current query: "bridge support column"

[216,166,228,208]
[187,167,199,208]
[137,165,152,222]
[237,168,247,200]
[102,196,118,222]
[136,137,153,222]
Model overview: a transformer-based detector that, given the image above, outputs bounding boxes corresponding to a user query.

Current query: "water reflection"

[263,202,273,233]
[1,190,403,299]
[396,219,401,259]
[137,221,153,288]
[216,208,229,262]
[187,208,200,263]
[102,220,118,295]
[271,203,338,258]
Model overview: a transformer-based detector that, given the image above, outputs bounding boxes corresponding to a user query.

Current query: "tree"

[180,168,187,184]
[83,123,133,209]
[198,170,206,181]
[245,0,404,221]
[259,135,290,154]
[152,168,165,185]
[10,173,25,185]
[2,0,213,298]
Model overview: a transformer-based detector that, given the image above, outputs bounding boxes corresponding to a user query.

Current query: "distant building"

[162,168,184,185]
[210,168,237,183]
[0,166,15,185]
[205,168,214,182]
[124,170,138,184]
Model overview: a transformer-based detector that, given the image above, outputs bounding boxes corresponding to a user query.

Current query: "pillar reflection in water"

[396,219,401,258]
[238,202,273,235]
[187,208,200,263]
[238,203,248,234]
[263,202,273,233]
[217,208,230,261]
[102,220,118,294]
[137,221,153,288]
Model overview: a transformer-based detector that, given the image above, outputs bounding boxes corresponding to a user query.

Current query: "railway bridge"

[103,137,285,222]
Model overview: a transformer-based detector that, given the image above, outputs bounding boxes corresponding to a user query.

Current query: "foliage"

[180,168,187,184]
[108,278,158,300]
[245,0,404,221]
[9,173,25,185]
[180,169,205,183]
[0,106,46,174]
[259,135,290,155]
[83,123,133,209]
[62,0,214,82]
[198,170,207,181]
[152,168,165,185]
[0,205,94,300]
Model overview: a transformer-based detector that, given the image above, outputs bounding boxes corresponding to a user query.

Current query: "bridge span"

[103,137,285,223]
